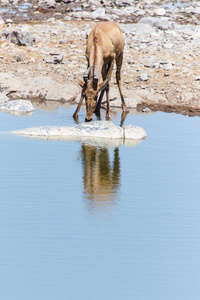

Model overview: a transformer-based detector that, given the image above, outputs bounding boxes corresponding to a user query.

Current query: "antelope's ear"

[98,78,110,92]
[77,78,85,89]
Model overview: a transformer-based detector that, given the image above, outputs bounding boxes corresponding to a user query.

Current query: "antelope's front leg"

[94,89,105,116]
[73,91,84,120]
[105,82,111,120]
[105,60,114,119]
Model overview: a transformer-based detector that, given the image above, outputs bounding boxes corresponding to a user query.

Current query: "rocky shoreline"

[1,0,200,116]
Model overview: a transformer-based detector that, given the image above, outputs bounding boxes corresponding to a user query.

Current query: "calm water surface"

[0,103,200,300]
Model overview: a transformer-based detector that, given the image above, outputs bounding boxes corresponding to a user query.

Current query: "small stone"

[43,54,63,64]
[2,30,36,46]
[138,57,156,68]
[136,23,156,36]
[153,8,166,16]
[5,19,13,25]
[137,72,149,81]
[30,57,35,63]
[12,55,24,62]
[139,17,170,30]
[142,107,152,113]
[181,92,194,102]
[162,62,173,71]
[91,8,106,18]
[59,39,68,44]
[123,125,147,140]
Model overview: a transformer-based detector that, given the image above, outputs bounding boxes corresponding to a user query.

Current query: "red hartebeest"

[73,21,128,122]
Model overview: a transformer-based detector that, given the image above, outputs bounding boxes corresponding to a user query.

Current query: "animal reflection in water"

[81,145,121,212]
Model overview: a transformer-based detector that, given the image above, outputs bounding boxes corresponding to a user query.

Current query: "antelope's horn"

[93,65,98,84]
[83,66,93,82]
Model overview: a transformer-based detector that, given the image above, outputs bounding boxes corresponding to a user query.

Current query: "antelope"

[73,21,128,122]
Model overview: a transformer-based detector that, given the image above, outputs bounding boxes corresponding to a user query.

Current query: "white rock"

[120,23,136,34]
[139,17,170,30]
[2,30,36,46]
[11,121,147,144]
[121,6,138,15]
[0,93,9,104]
[142,107,152,113]
[12,121,122,139]
[0,72,25,95]
[38,0,56,7]
[153,8,166,16]
[181,92,194,102]
[5,19,13,25]
[135,9,146,16]
[162,62,173,71]
[0,99,34,112]
[0,73,79,101]
[136,23,156,36]
[162,42,173,49]
[91,8,106,18]
[43,54,63,64]
[138,56,156,68]
[124,125,147,140]
[136,89,156,101]
[110,96,142,109]
[137,72,149,81]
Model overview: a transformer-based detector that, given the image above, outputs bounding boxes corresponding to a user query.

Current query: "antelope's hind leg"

[116,54,128,113]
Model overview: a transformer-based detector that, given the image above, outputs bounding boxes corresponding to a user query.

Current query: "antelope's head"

[78,66,110,122]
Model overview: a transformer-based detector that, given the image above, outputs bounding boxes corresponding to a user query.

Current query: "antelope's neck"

[89,44,103,83]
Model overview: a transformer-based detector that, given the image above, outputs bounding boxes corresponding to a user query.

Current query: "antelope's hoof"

[123,108,129,114]
[106,114,111,121]
[73,113,79,121]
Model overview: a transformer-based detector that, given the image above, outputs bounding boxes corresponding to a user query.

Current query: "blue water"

[0,2,32,19]
[0,104,200,300]
[164,2,189,11]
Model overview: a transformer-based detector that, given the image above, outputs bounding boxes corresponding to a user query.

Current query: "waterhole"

[0,102,200,299]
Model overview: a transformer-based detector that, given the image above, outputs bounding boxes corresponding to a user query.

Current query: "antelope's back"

[86,22,125,59]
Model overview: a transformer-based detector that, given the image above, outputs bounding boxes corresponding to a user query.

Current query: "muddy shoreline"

[1,1,200,117]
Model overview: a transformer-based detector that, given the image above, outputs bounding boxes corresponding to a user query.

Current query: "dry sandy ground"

[1,2,200,116]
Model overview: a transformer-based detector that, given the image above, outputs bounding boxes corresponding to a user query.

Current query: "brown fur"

[73,21,128,122]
